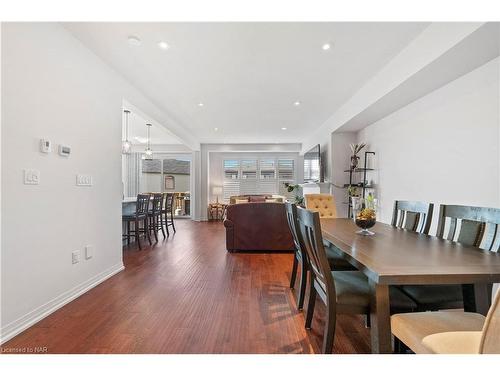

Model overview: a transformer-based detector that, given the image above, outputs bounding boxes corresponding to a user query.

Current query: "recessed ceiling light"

[214,127,219,131]
[198,102,204,107]
[127,36,141,46]
[322,43,331,51]
[157,41,170,50]
[293,101,301,106]
[281,127,287,130]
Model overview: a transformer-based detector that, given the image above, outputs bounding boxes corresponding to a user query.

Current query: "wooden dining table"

[320,218,500,354]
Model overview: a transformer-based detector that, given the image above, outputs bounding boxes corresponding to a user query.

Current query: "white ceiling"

[125,109,181,145]
[65,22,429,145]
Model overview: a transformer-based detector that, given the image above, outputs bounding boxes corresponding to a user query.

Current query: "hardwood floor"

[2,220,370,354]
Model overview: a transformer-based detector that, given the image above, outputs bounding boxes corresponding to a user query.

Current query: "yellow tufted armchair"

[304,194,337,218]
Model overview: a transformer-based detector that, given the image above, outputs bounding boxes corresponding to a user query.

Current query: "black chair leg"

[145,218,152,245]
[165,214,170,237]
[152,217,158,243]
[135,219,142,250]
[126,221,130,245]
[170,211,176,233]
[159,215,166,239]
[297,259,307,311]
[365,313,371,328]
[305,281,317,329]
[322,296,337,354]
[290,255,298,289]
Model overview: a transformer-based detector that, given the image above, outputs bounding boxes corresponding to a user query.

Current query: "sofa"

[223,202,294,252]
[229,194,285,204]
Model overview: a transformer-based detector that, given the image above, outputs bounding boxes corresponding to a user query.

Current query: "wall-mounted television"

[303,144,323,183]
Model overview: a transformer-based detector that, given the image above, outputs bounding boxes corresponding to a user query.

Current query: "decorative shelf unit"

[345,152,376,218]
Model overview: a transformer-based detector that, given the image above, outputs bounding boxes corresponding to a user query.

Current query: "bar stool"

[122,194,152,250]
[148,193,165,242]
[161,193,176,236]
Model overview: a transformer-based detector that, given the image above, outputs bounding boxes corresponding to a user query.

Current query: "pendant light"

[122,109,132,154]
[143,123,153,160]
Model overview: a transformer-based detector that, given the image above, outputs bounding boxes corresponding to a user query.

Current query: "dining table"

[320,218,500,354]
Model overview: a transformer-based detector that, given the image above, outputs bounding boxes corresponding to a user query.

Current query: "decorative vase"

[351,196,378,236]
[350,155,359,170]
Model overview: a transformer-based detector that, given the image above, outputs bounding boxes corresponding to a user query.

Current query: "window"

[223,160,240,180]
[222,157,296,202]
[259,159,276,180]
[164,175,175,190]
[278,159,295,198]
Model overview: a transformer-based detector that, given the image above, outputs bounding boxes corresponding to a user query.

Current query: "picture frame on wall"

[164,175,175,190]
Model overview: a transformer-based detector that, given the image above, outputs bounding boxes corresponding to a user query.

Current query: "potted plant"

[349,143,366,170]
[284,182,304,206]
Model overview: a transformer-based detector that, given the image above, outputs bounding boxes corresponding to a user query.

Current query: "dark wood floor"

[2,220,370,354]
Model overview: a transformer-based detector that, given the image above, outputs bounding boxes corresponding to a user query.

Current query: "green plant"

[350,143,366,156]
[283,182,304,206]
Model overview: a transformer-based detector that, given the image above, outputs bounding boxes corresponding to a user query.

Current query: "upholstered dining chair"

[304,194,355,272]
[391,289,500,354]
[295,206,417,353]
[304,193,337,218]
[285,202,355,311]
[399,204,500,313]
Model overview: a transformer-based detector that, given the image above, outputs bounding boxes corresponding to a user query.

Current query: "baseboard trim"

[0,262,124,344]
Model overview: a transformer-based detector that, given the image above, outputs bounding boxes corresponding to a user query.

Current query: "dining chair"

[148,193,165,241]
[391,289,500,354]
[122,194,152,250]
[285,202,356,311]
[161,193,176,236]
[304,194,355,271]
[296,206,417,353]
[304,193,337,218]
[400,204,500,312]
[391,200,462,312]
[391,200,434,234]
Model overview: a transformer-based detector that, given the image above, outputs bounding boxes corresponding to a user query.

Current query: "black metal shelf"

[346,151,376,218]
[343,168,375,173]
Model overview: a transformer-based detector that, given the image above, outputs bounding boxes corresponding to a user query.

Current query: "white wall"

[0,23,178,343]
[356,58,500,234]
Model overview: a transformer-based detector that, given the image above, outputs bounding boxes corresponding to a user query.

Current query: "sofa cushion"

[249,196,266,202]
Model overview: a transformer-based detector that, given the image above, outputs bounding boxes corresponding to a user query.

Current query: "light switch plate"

[24,169,40,185]
[85,245,93,260]
[76,174,92,186]
[72,250,80,264]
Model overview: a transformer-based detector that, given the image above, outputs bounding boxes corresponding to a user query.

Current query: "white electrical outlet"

[76,174,93,186]
[72,250,80,264]
[85,245,93,260]
[24,169,40,185]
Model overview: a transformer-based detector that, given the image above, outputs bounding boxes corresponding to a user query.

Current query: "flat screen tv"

[303,144,323,183]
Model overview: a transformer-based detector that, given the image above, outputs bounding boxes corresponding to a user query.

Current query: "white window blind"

[278,159,295,198]
[260,159,276,180]
[223,160,240,200]
[222,158,297,202]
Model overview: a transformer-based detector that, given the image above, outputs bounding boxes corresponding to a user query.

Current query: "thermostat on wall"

[40,139,52,153]
[58,145,71,157]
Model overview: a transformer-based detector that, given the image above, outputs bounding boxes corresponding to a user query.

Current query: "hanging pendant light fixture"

[122,109,132,154]
[143,123,153,160]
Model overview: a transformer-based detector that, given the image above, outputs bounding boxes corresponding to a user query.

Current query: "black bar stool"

[122,194,152,250]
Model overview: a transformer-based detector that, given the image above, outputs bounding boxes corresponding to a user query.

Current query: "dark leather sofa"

[223,202,294,252]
